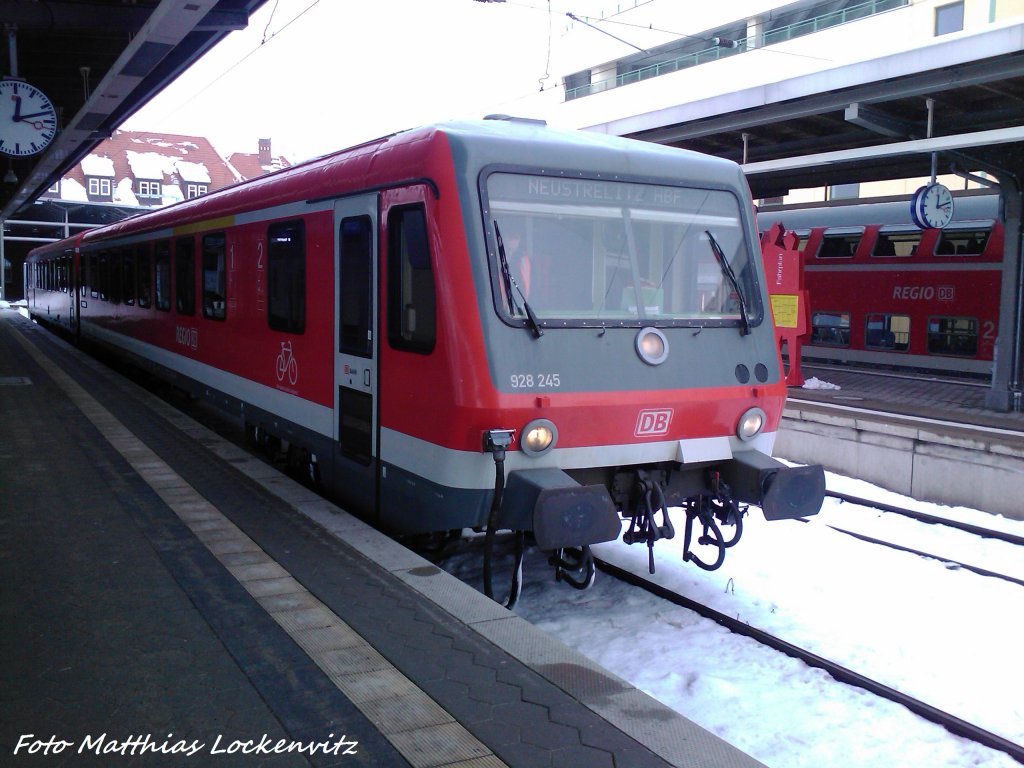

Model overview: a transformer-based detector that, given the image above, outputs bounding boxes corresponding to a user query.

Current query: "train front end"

[452,121,825,591]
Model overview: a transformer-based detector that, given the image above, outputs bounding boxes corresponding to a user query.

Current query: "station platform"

[0,305,764,768]
[778,363,1024,520]
[791,363,1024,432]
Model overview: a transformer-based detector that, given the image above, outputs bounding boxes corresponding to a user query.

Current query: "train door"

[333,196,379,520]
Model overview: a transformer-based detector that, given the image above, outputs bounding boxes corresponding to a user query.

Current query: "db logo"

[635,409,673,437]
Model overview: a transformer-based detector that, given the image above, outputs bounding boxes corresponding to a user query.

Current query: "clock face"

[912,183,954,229]
[0,79,57,157]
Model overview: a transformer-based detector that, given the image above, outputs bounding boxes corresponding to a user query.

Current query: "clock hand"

[11,95,22,122]
[19,110,53,121]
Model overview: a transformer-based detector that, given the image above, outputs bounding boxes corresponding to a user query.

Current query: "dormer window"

[185,183,208,199]
[87,177,112,199]
[138,179,161,199]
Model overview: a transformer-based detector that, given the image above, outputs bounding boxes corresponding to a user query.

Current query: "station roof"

[1,0,269,221]
[586,23,1024,199]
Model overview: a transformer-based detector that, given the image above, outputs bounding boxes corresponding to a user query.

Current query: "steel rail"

[827,490,1024,546]
[817,523,1024,588]
[594,555,1024,765]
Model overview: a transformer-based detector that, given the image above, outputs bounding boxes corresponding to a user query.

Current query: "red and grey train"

[26,118,823,601]
[759,193,1002,376]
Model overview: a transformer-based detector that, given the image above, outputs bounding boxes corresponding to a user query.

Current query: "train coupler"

[550,546,596,590]
[622,471,675,574]
[681,473,746,572]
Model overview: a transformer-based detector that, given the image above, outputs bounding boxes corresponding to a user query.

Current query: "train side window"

[810,311,851,347]
[110,251,123,304]
[121,249,136,306]
[339,216,372,356]
[928,316,978,357]
[816,231,862,258]
[98,251,110,301]
[267,220,306,334]
[865,313,910,352]
[387,204,435,354]
[202,233,227,321]
[137,246,152,309]
[872,231,920,258]
[88,254,98,298]
[175,237,196,316]
[935,228,990,256]
[155,241,171,311]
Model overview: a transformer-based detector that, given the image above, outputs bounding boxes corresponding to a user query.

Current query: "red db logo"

[635,409,673,436]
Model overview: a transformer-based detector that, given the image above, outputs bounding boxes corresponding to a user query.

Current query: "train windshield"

[486,172,761,329]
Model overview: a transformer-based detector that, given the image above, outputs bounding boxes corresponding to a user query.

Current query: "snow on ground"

[441,473,1024,768]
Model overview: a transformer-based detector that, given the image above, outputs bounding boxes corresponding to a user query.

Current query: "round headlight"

[736,407,766,441]
[521,418,558,456]
[636,327,669,366]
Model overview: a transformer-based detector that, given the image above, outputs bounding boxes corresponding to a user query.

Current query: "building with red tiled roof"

[228,138,292,181]
[41,130,253,208]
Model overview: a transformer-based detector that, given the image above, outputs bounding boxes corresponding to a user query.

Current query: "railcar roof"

[57,119,746,248]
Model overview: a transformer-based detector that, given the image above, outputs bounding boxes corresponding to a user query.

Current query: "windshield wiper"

[705,229,751,336]
[494,221,543,339]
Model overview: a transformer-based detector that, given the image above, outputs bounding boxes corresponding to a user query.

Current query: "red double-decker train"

[759,193,1002,377]
[26,118,823,601]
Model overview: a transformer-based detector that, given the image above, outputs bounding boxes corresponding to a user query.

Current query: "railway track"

[826,489,1024,546]
[593,552,1024,766]
[817,490,1024,587]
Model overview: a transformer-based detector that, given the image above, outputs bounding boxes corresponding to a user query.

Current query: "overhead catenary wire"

[145,0,322,122]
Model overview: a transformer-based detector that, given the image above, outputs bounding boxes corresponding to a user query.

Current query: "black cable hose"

[482,451,523,609]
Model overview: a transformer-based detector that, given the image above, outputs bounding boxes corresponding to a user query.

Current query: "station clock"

[911,182,954,230]
[0,78,57,157]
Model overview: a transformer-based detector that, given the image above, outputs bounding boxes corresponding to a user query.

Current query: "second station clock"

[0,78,57,157]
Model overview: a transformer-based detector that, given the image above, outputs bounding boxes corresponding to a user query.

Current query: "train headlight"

[521,419,558,456]
[736,407,766,441]
[636,327,669,366]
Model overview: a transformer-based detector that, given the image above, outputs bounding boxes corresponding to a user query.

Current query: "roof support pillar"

[987,163,1024,411]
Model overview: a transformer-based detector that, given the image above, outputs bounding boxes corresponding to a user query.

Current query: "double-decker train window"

[810,311,850,347]
[267,220,306,334]
[339,216,372,356]
[935,228,990,256]
[928,316,978,357]
[865,313,910,351]
[202,233,227,321]
[137,246,152,309]
[872,230,920,257]
[155,241,171,311]
[816,230,862,258]
[175,237,196,316]
[387,204,435,354]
